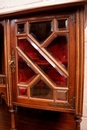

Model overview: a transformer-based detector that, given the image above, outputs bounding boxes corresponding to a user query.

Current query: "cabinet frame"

[0,2,86,130]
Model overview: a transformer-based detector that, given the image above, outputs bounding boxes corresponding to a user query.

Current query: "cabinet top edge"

[0,0,86,20]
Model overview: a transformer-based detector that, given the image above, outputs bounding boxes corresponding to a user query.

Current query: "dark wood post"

[75,116,82,130]
[9,107,17,130]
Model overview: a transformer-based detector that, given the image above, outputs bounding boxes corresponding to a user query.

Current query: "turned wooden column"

[75,116,82,130]
[9,107,17,130]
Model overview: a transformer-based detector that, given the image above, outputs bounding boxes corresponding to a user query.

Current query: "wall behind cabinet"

[0,0,87,130]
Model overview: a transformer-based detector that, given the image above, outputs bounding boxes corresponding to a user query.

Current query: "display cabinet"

[0,21,8,104]
[0,1,86,130]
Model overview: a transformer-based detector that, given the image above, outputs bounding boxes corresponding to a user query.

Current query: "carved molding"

[49,96,75,109]
[0,0,86,16]
[75,116,82,130]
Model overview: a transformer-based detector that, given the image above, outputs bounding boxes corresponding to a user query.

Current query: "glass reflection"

[57,19,68,30]
[19,87,27,96]
[18,38,67,86]
[30,80,53,99]
[45,36,68,70]
[29,21,53,43]
[17,23,26,34]
[18,53,36,83]
[56,90,67,101]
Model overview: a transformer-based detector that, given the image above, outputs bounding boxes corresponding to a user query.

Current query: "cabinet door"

[10,13,76,112]
[0,21,7,103]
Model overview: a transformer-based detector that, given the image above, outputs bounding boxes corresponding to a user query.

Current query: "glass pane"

[30,80,53,99]
[19,87,27,96]
[29,21,53,44]
[56,90,67,101]
[18,54,36,83]
[18,38,48,64]
[0,24,4,74]
[45,36,68,70]
[0,75,6,84]
[45,66,67,86]
[57,19,68,30]
[17,23,26,34]
[18,38,67,86]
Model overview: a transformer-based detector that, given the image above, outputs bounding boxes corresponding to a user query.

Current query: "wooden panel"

[0,103,76,130]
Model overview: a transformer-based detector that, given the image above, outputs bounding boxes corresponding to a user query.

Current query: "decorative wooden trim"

[9,107,17,130]
[6,20,13,106]
[78,7,84,116]
[75,8,84,116]
[75,9,80,115]
[49,96,75,109]
[0,1,86,20]
[4,20,9,105]
[10,49,16,73]
[75,116,82,130]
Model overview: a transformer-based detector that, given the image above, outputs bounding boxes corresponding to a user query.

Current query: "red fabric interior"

[18,37,67,96]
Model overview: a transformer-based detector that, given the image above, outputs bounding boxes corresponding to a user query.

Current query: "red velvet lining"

[18,37,67,96]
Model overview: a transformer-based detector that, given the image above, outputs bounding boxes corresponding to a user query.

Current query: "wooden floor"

[0,101,76,130]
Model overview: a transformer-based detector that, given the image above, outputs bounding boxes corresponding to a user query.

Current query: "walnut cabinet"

[0,1,86,130]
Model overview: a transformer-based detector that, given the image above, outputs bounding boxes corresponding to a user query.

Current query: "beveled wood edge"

[0,1,86,20]
[75,8,84,116]
[6,20,13,106]
[4,20,10,106]
[78,7,84,116]
[12,101,75,113]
